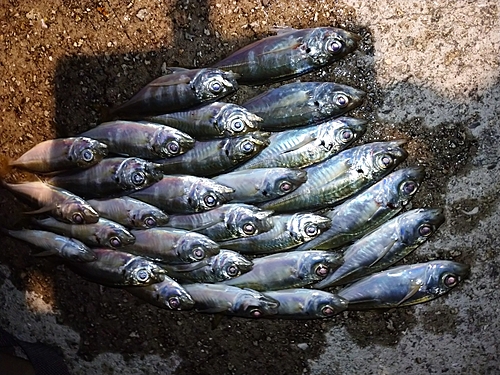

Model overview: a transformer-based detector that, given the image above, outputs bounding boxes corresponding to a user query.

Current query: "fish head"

[154,278,195,310]
[97,220,136,248]
[152,127,195,158]
[190,180,234,212]
[125,258,167,286]
[288,213,332,242]
[60,197,100,224]
[318,83,366,116]
[305,27,361,65]
[306,290,348,318]
[225,205,271,237]
[214,250,254,280]
[330,117,368,150]
[233,288,280,318]
[129,206,170,229]
[268,168,308,197]
[193,68,239,101]
[364,140,408,179]
[299,251,342,282]
[384,166,425,206]
[116,158,163,192]
[398,208,445,246]
[177,232,220,263]
[424,260,470,299]
[216,104,262,137]
[69,137,109,168]
[226,132,270,163]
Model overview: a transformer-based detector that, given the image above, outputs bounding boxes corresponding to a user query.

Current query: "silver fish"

[212,168,307,204]
[167,204,274,242]
[145,102,262,139]
[121,227,220,264]
[315,208,446,288]
[156,132,270,177]
[109,67,239,118]
[242,82,365,131]
[219,213,331,255]
[296,166,425,251]
[213,27,360,85]
[125,276,195,311]
[260,140,408,213]
[67,248,166,287]
[4,228,96,262]
[262,289,348,319]
[223,250,341,291]
[337,260,470,310]
[129,175,234,214]
[33,217,135,249]
[80,121,195,159]
[1,180,99,224]
[182,283,279,318]
[163,250,253,283]
[47,157,163,198]
[234,117,367,170]
[87,196,169,229]
[9,137,108,173]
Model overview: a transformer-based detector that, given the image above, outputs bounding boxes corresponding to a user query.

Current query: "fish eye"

[279,181,292,193]
[72,212,84,224]
[230,119,245,132]
[144,216,157,228]
[315,264,329,277]
[249,308,262,318]
[192,247,205,260]
[327,39,343,53]
[226,264,240,277]
[443,273,458,288]
[81,149,94,162]
[335,94,349,108]
[377,153,393,169]
[131,172,146,186]
[242,222,256,235]
[305,224,319,237]
[419,224,433,237]
[209,80,223,93]
[168,296,180,309]
[204,194,217,207]
[241,140,255,153]
[321,305,335,317]
[401,180,417,196]
[340,129,354,142]
[167,141,180,155]
[109,236,122,248]
[135,268,150,283]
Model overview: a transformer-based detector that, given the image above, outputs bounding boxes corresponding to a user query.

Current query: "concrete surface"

[0,1,499,374]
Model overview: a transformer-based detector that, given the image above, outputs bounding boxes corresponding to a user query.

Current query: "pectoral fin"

[397,280,422,306]
[23,205,56,215]
[33,249,58,257]
[281,135,316,154]
[366,238,398,268]
[148,74,191,87]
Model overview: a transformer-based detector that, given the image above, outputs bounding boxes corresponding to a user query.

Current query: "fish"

[47,157,163,198]
[315,208,446,288]
[80,121,195,159]
[4,228,96,262]
[108,67,239,119]
[155,132,270,177]
[129,175,234,214]
[87,196,169,229]
[213,27,360,85]
[337,260,470,310]
[219,213,331,255]
[260,140,408,213]
[125,276,195,311]
[167,204,274,242]
[212,167,307,204]
[144,102,262,139]
[8,137,108,174]
[181,283,279,318]
[242,82,365,131]
[121,227,220,264]
[295,166,425,251]
[163,250,253,283]
[223,250,341,291]
[1,180,99,224]
[67,248,167,287]
[234,117,368,170]
[262,289,348,319]
[33,217,135,249]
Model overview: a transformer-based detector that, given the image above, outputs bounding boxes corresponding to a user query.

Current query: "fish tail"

[0,156,12,179]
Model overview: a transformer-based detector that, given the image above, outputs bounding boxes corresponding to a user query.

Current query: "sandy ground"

[0,1,499,374]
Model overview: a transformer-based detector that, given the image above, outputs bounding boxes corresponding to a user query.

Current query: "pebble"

[297,343,309,350]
